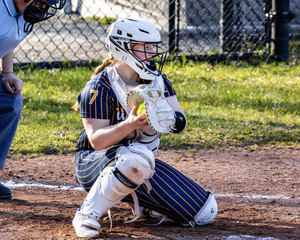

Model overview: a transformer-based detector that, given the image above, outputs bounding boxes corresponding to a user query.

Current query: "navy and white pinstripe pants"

[75,145,208,224]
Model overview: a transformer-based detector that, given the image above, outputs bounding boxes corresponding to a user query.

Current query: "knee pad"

[193,190,218,226]
[115,143,155,186]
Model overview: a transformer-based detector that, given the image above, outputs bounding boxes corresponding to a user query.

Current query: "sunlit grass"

[10,61,300,157]
[162,61,300,149]
[12,67,91,157]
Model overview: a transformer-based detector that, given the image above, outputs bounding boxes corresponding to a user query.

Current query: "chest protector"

[107,65,164,155]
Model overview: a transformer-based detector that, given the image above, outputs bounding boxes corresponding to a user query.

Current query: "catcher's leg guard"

[188,190,218,226]
[138,190,218,227]
[73,143,155,237]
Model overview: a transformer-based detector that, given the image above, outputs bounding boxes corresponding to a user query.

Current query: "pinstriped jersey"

[75,69,176,152]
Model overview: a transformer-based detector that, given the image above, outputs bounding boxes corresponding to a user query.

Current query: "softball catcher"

[72,15,218,238]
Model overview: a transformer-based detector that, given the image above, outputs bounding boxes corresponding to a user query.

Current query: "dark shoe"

[0,183,12,199]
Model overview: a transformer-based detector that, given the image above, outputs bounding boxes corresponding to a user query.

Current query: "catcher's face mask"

[129,42,167,75]
[23,0,66,32]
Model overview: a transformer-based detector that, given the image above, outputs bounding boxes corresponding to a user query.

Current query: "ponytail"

[94,53,115,76]
[71,102,80,111]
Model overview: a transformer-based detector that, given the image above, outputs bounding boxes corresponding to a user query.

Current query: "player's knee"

[193,190,218,225]
[114,143,155,186]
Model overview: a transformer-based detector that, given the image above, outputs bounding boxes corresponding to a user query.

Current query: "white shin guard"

[78,143,155,228]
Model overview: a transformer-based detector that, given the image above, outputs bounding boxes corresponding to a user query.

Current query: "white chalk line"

[215,193,300,201]
[2,179,300,201]
[222,236,280,240]
[3,179,84,191]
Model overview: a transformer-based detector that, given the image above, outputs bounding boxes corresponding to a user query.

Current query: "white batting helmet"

[106,15,167,80]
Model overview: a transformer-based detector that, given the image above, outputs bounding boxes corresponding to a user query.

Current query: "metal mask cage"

[23,0,66,32]
[129,42,167,74]
[31,0,66,10]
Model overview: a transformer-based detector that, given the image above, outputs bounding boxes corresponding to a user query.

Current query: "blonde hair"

[71,101,80,111]
[94,42,139,75]
[94,53,115,75]
[72,38,140,111]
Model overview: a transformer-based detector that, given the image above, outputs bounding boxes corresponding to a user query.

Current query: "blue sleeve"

[162,73,176,97]
[78,74,112,119]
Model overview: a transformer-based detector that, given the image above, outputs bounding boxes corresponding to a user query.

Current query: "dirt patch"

[0,147,299,239]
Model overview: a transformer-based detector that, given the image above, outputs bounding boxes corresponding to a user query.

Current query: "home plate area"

[0,148,299,239]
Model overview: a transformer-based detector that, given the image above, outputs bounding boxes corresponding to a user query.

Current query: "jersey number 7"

[89,90,98,105]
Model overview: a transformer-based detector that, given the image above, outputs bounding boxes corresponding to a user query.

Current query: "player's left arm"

[162,73,187,133]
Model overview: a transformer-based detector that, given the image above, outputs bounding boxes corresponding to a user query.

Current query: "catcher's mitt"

[126,84,175,134]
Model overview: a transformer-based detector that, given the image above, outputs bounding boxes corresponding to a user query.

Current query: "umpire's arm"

[1,50,23,94]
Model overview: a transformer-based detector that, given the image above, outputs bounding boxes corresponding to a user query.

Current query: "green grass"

[10,61,300,157]
[78,16,117,25]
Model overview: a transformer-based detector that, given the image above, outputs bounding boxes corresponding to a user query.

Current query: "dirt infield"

[0,147,299,239]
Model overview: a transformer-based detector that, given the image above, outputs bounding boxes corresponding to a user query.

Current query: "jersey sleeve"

[162,73,176,97]
[78,75,112,119]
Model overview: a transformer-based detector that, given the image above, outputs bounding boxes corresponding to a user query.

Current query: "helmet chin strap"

[147,60,157,71]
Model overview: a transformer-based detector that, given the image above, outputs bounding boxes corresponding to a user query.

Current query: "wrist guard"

[172,111,186,133]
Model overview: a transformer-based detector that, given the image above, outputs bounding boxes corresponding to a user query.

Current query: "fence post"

[264,0,272,55]
[169,0,176,54]
[267,0,295,60]
[176,0,180,53]
[220,0,234,53]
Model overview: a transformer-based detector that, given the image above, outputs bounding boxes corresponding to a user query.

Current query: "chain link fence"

[289,0,300,61]
[14,0,300,65]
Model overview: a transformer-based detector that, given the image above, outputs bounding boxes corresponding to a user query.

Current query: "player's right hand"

[126,104,149,129]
